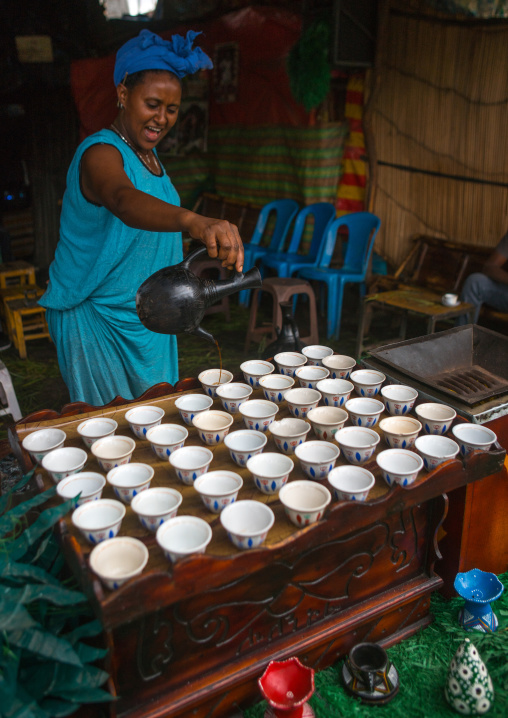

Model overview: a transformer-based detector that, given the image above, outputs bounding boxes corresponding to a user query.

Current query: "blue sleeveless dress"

[40,129,183,406]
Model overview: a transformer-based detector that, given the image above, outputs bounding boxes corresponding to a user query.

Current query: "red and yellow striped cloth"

[336,74,367,216]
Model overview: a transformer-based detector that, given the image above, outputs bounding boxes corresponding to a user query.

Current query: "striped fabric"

[336,75,367,216]
[162,124,347,210]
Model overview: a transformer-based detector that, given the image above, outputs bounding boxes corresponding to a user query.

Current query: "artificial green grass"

[245,573,508,717]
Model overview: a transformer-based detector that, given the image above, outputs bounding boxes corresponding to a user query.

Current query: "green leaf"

[74,642,108,664]
[3,584,86,609]
[6,628,83,667]
[0,487,57,539]
[38,699,77,718]
[52,687,114,704]
[0,471,35,517]
[0,601,36,631]
[0,559,61,587]
[6,499,74,562]
[63,619,103,645]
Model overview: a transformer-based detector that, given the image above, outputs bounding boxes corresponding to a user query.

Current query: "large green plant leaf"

[63,619,103,644]
[7,500,74,562]
[0,602,36,631]
[0,487,57,539]
[7,628,82,667]
[53,687,113,703]
[0,471,34,517]
[3,584,85,609]
[0,559,61,587]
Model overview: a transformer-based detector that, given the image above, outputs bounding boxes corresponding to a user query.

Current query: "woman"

[40,30,243,406]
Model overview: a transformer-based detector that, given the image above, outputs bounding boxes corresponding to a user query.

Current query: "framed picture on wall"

[213,42,239,103]
[158,75,210,155]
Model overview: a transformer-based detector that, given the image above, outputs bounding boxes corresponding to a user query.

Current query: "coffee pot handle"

[181,245,209,270]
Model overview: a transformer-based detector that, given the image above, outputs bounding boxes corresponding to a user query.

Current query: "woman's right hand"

[186,214,244,273]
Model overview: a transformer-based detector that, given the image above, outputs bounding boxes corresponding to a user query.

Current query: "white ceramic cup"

[306,406,348,440]
[194,470,243,513]
[91,435,136,472]
[284,388,321,419]
[279,480,331,527]
[224,429,267,467]
[146,423,188,460]
[131,487,183,531]
[345,397,384,428]
[89,536,149,590]
[124,405,165,439]
[72,498,126,544]
[451,423,497,456]
[414,434,460,471]
[258,374,295,404]
[77,418,117,448]
[106,462,154,504]
[350,369,386,398]
[240,359,275,387]
[378,416,422,449]
[295,365,330,389]
[156,515,213,562]
[315,378,354,408]
[335,426,380,465]
[192,410,234,445]
[246,452,294,494]
[41,447,88,483]
[380,384,418,416]
[215,382,253,413]
[269,417,312,454]
[198,368,234,398]
[22,427,66,464]
[415,403,456,436]
[301,345,334,366]
[376,448,424,488]
[294,440,340,481]
[220,500,275,550]
[169,445,213,485]
[239,399,279,432]
[321,354,356,379]
[174,393,214,425]
[274,351,307,377]
[328,465,376,502]
[56,471,106,508]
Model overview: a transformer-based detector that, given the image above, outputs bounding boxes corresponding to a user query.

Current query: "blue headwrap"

[114,29,213,87]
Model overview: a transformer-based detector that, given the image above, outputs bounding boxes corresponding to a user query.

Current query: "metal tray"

[369,325,508,406]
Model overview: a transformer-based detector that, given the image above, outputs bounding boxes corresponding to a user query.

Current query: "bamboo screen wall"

[371,12,508,268]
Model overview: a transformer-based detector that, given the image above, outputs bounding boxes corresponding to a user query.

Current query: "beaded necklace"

[110,124,161,175]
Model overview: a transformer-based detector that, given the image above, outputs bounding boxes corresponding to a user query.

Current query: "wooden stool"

[0,285,44,338]
[192,259,231,321]
[3,294,51,359]
[0,261,36,289]
[244,277,319,351]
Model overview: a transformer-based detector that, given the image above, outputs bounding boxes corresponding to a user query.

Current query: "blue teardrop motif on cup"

[361,388,365,396]
[132,489,137,497]
[402,440,406,448]
[166,448,170,456]
[248,538,253,548]
[352,495,356,500]
[442,424,447,434]
[402,405,407,414]
[256,478,261,488]
[109,529,114,538]
[355,451,361,462]
[89,534,96,543]
[284,441,289,451]
[358,417,362,426]
[214,500,219,510]
[294,408,299,417]
[278,392,283,402]
[403,478,408,486]
[215,434,220,443]
[424,457,428,469]
[249,377,254,385]
[193,471,197,480]
[310,466,315,477]
[271,480,276,491]
[324,397,329,406]
[425,423,430,433]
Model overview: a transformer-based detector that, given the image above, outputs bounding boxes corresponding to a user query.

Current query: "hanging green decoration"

[287,20,331,112]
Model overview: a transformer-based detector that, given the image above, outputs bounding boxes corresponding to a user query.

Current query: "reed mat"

[245,572,508,717]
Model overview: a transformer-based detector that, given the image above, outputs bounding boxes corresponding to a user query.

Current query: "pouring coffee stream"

[136,246,262,344]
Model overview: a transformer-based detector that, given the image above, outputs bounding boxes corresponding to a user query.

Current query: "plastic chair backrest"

[286,202,336,257]
[249,199,300,250]
[317,212,381,273]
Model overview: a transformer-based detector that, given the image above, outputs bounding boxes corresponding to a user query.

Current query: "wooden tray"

[13,380,506,718]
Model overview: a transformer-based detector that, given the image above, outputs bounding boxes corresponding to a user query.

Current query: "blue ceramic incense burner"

[454,568,504,633]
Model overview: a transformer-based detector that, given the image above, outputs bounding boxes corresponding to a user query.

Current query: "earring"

[117,101,124,110]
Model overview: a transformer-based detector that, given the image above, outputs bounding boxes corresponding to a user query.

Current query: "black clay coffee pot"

[262,300,304,359]
[136,246,262,343]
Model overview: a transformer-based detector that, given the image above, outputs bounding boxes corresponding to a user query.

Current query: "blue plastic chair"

[238,199,299,306]
[259,202,337,279]
[296,212,381,340]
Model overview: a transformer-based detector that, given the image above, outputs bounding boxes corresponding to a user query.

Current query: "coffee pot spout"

[192,325,216,344]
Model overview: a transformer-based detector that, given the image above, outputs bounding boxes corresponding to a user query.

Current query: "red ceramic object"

[258,657,315,718]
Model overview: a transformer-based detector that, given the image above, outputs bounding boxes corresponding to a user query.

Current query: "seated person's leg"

[459,272,508,324]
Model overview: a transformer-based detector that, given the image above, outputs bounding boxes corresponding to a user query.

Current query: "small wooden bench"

[357,235,508,355]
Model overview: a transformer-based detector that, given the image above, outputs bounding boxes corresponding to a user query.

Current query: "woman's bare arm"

[81,143,244,271]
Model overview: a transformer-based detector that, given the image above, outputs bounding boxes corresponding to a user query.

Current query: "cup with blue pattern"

[106,462,154,504]
[269,417,311,455]
[224,429,267,466]
[192,409,234,445]
[240,359,275,388]
[258,373,295,404]
[247,452,294,495]
[239,399,279,432]
[146,423,188,460]
[378,416,422,449]
[220,500,275,549]
[414,402,457,435]
[89,537,148,590]
[345,397,384,428]
[131,486,183,531]
[381,384,418,416]
[156,515,212,562]
[284,387,321,419]
[194,471,243,513]
[376,448,424,488]
[350,369,386,398]
[216,382,253,413]
[125,405,165,439]
[71,498,126,545]
[316,378,354,408]
[174,393,213,426]
[335,426,380,465]
[169,445,213,486]
[295,440,340,481]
